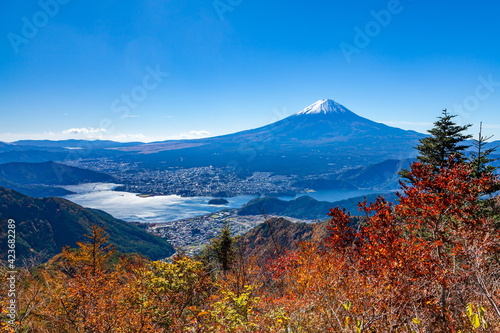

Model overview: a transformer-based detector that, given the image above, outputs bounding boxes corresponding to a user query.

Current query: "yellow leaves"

[206,283,261,332]
[471,314,481,329]
[342,301,365,333]
[144,257,206,294]
[4,157,500,333]
[342,301,352,311]
[466,303,474,317]
[466,303,488,330]
[354,319,363,333]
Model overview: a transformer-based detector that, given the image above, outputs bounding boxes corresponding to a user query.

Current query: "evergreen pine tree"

[201,221,237,273]
[415,109,472,167]
[470,122,498,178]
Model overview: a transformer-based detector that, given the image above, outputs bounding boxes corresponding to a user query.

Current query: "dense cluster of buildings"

[67,159,301,197]
[147,208,314,255]
[147,209,263,254]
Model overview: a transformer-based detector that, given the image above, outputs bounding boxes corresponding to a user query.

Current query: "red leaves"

[5,158,499,332]
[326,207,357,252]
[271,159,500,331]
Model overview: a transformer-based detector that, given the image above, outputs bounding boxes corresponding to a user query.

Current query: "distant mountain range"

[0,99,497,264]
[121,99,424,151]
[1,100,425,173]
[1,99,498,192]
[0,161,115,185]
[0,186,174,262]
[13,139,143,149]
[238,192,399,220]
[0,177,73,198]
[0,161,115,198]
[109,99,426,175]
[0,140,134,164]
[335,158,414,190]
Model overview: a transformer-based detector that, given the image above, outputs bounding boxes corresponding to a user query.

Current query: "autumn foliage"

[1,160,500,332]
[272,160,500,332]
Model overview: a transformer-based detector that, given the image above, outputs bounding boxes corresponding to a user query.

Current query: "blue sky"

[1,0,500,142]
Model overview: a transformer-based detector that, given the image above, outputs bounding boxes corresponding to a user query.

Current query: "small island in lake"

[208,198,229,205]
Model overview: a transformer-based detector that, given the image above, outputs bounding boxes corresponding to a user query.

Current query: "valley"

[65,159,303,197]
[2,99,498,255]
[146,209,299,255]
[56,100,424,198]
[4,3,500,330]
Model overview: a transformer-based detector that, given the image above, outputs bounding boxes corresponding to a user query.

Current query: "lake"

[62,183,382,224]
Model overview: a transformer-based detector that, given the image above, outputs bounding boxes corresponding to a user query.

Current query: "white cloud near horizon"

[0,129,211,143]
[62,127,107,135]
[173,130,211,140]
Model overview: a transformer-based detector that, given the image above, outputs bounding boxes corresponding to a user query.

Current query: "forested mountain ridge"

[0,186,174,262]
[238,192,399,219]
[0,161,115,198]
[0,161,115,185]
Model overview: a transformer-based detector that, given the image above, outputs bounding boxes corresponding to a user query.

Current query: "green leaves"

[201,222,238,273]
[415,109,472,167]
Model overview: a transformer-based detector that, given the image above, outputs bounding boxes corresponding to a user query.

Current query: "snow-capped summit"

[119,98,425,169]
[295,99,351,115]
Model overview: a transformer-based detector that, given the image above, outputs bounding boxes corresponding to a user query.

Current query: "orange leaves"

[264,159,500,331]
[2,159,499,332]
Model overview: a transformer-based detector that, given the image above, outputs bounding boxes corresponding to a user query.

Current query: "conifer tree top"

[415,109,472,167]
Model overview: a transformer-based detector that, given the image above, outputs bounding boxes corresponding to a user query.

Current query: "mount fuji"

[296,99,353,114]
[118,99,425,175]
[213,98,422,144]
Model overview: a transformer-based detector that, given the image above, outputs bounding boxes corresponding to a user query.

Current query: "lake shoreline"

[60,183,386,224]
